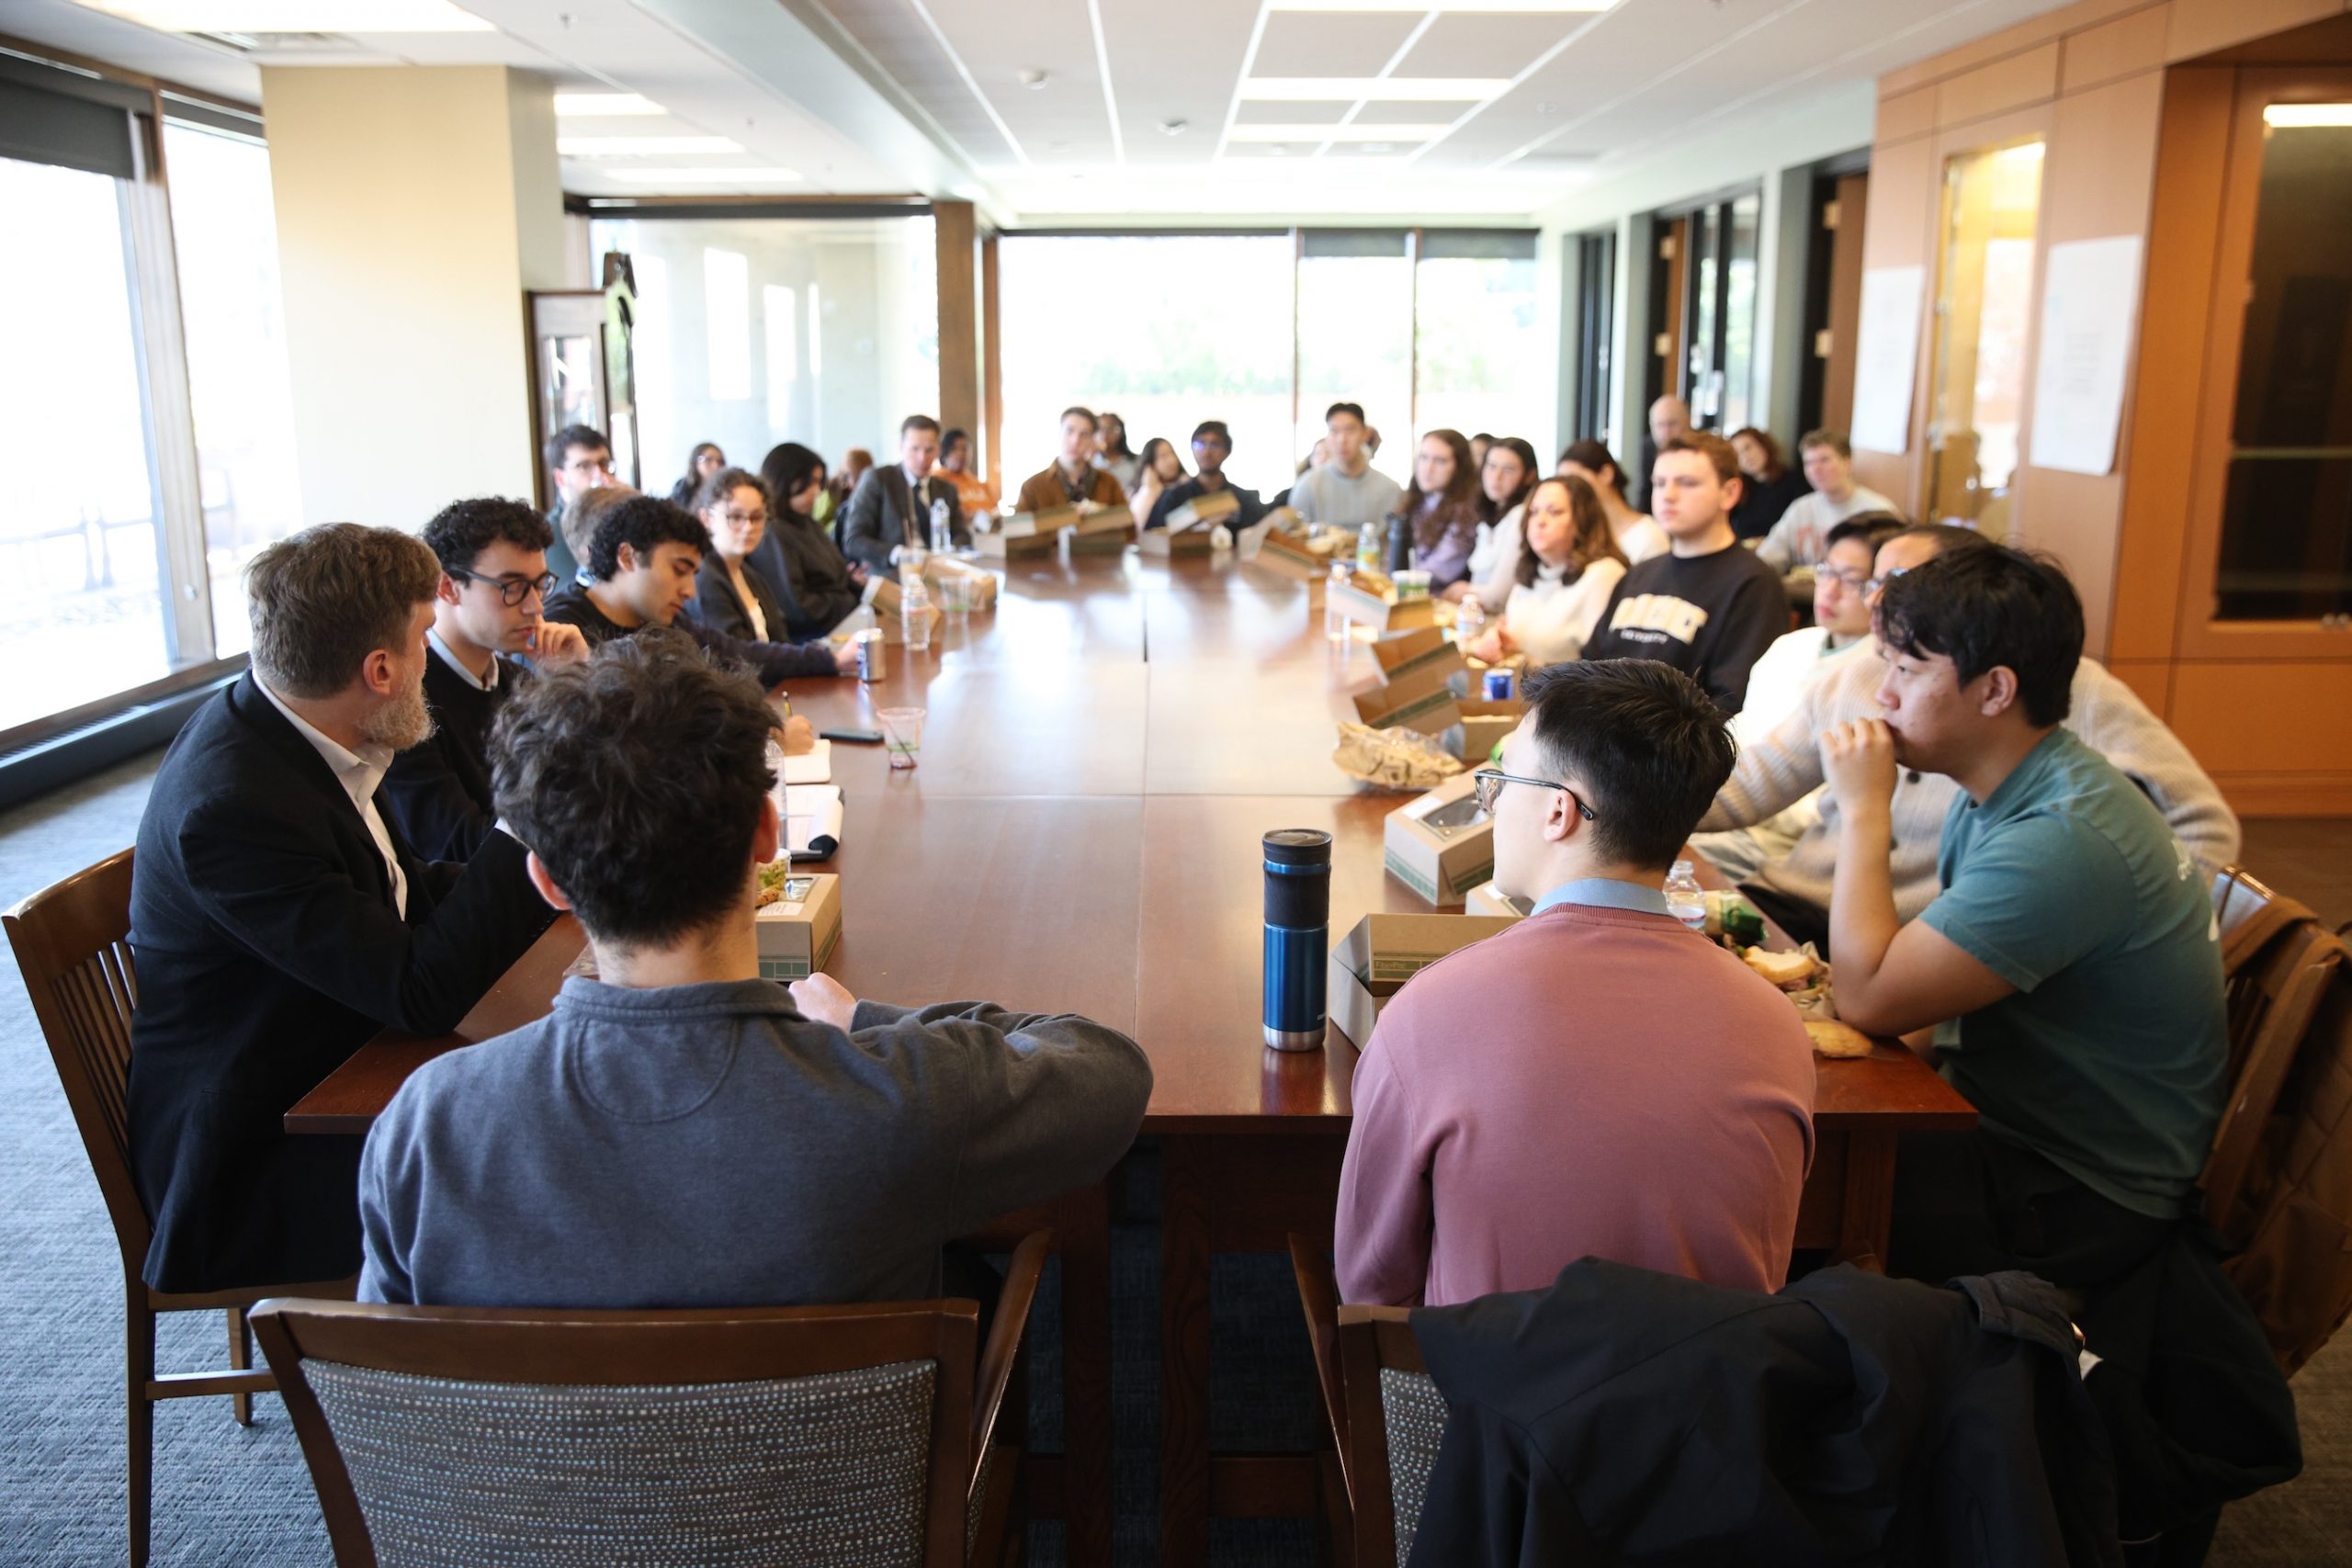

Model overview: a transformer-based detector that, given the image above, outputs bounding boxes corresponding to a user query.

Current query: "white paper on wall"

[1851,265,1925,455]
[2028,235,2144,476]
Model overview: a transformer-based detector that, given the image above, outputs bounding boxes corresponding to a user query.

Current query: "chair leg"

[127,1293,154,1568]
[226,1307,254,1427]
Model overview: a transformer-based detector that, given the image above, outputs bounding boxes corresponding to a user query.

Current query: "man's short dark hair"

[1657,431,1740,487]
[1325,401,1366,427]
[422,498,554,574]
[1059,405,1098,431]
[1521,660,1737,872]
[899,413,942,439]
[246,524,442,699]
[492,630,776,948]
[942,427,970,454]
[586,494,712,582]
[543,423,610,472]
[1798,428,1852,459]
[1883,522,1990,559]
[1191,420,1231,447]
[1875,546,2083,728]
[1824,512,1905,556]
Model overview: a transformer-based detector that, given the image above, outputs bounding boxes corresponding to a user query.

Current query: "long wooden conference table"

[287,547,1975,1566]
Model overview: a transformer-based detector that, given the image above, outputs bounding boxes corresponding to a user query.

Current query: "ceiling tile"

[1250,10,1424,78]
[1394,12,1578,77]
[1236,99,1354,124]
[1352,97,1476,124]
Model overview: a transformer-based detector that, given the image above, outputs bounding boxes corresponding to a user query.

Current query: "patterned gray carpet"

[0,756,2343,1564]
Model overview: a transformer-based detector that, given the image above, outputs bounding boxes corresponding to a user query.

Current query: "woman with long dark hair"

[666,442,726,505]
[752,442,865,638]
[1126,436,1186,528]
[1450,435,1541,611]
[1460,474,1629,668]
[1728,426,1809,539]
[1558,438,1669,563]
[1400,428,1483,591]
[1093,412,1143,495]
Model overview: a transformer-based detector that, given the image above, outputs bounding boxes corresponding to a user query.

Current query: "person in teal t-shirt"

[1818,545,2225,1289]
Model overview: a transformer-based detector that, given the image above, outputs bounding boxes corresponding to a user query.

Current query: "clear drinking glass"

[878,706,925,770]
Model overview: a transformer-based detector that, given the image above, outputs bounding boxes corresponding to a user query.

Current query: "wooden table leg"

[1837,1128,1899,1270]
[1057,1182,1114,1568]
[1160,1135,1215,1567]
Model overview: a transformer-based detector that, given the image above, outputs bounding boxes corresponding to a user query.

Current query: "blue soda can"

[1483,669,1514,702]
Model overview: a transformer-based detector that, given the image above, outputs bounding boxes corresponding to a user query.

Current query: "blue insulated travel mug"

[1263,829,1333,1052]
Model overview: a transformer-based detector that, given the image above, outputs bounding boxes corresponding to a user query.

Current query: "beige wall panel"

[1936,42,2063,128]
[2166,0,2348,61]
[1881,0,2153,96]
[2063,6,2174,90]
[1876,86,1936,143]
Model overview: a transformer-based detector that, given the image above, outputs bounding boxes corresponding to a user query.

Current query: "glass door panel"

[1927,141,2042,540]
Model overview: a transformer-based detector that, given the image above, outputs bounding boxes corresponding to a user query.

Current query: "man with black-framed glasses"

[1336,660,1817,1310]
[385,498,589,862]
[1146,420,1266,531]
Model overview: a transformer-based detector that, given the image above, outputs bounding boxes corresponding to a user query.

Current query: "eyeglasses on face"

[1469,768,1599,821]
[1864,563,1913,597]
[719,509,768,526]
[1818,565,1871,591]
[449,569,559,607]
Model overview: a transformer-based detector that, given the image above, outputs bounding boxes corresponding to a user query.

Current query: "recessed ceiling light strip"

[1315,6,1441,161]
[1086,0,1126,169]
[898,0,1033,168]
[1401,0,1623,166]
[1212,0,1277,166]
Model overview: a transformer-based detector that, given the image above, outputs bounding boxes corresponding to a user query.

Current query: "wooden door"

[1820,173,1869,435]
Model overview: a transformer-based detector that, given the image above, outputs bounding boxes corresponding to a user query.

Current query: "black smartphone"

[820,728,886,744]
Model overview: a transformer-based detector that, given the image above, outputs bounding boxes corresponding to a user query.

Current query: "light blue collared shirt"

[1530,875,1670,918]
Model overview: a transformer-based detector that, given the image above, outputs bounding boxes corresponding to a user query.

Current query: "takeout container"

[1165,487,1239,531]
[1068,506,1136,554]
[979,505,1073,559]
[922,555,998,610]
[1328,910,1521,1044]
[1464,881,1531,919]
[1453,697,1523,764]
[1368,626,1466,700]
[1329,570,1442,633]
[754,871,842,981]
[1383,771,1495,906]
[1237,510,1328,582]
[1351,629,1464,737]
[1138,524,1216,558]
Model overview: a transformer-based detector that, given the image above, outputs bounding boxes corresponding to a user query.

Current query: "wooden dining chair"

[1290,1235,1357,1564]
[2213,864,2320,979]
[2203,917,2345,1237]
[1333,1301,1446,1568]
[252,1231,1050,1568]
[4,848,356,1566]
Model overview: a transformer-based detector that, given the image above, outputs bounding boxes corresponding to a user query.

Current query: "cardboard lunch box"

[1328,910,1522,1045]
[1237,512,1328,582]
[1351,674,1463,737]
[1453,697,1523,764]
[754,871,843,982]
[1464,881,1532,919]
[1137,523,1216,558]
[1067,507,1137,553]
[978,506,1074,558]
[921,554,1000,610]
[837,593,939,649]
[1368,626,1467,700]
[1328,572,1442,634]
[1384,770,1497,906]
[1165,487,1240,531]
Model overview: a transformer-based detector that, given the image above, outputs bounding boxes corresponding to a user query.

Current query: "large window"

[164,120,301,658]
[1927,141,2042,539]
[0,154,167,731]
[1672,192,1761,433]
[998,228,1542,501]
[588,214,938,492]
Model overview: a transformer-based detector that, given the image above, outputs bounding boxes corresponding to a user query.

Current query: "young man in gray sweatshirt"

[356,630,1153,1308]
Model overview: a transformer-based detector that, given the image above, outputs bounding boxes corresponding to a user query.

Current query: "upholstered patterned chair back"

[1377,1366,1446,1567]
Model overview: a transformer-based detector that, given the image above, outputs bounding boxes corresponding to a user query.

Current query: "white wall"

[1534,82,1876,460]
[263,66,564,530]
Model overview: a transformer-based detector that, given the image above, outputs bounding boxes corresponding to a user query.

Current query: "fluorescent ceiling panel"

[1238,77,1510,99]
[1266,0,1612,10]
[1229,122,1451,141]
[2264,104,2352,126]
[558,136,743,156]
[554,94,664,117]
[71,0,492,28]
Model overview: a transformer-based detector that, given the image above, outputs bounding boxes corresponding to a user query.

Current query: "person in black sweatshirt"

[544,492,855,684]
[382,499,590,863]
[1582,432,1788,715]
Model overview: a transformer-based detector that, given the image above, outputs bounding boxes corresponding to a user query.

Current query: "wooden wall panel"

[1881,0,2153,96]
[1848,137,1932,509]
[1936,42,2063,126]
[934,200,979,439]
[2105,657,2175,715]
[2109,67,2234,665]
[2170,661,2352,773]
[2064,6,2173,89]
[2166,0,2348,62]
[1876,87,1936,143]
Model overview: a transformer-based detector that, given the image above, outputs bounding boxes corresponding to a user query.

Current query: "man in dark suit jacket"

[382,498,589,863]
[839,414,970,576]
[128,524,557,1293]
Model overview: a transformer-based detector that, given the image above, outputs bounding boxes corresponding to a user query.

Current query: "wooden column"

[935,200,980,439]
[981,231,1003,491]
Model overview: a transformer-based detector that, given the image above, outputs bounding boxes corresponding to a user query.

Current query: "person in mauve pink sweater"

[1336,660,1817,1308]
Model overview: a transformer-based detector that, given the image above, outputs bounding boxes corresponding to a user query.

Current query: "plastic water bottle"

[901,575,933,652]
[1453,594,1486,643]
[1664,860,1707,933]
[928,496,952,555]
[1356,522,1379,572]
[1325,561,1351,641]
